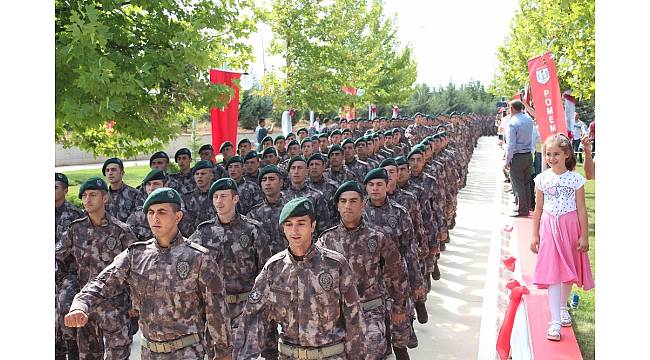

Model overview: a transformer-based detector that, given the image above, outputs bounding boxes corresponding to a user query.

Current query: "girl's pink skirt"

[533,210,595,290]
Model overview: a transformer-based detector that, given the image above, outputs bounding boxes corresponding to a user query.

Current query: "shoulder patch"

[128,239,155,248]
[196,218,217,229]
[242,215,263,228]
[319,225,340,237]
[265,250,288,268]
[319,245,347,264]
[69,216,89,227]
[185,241,210,254]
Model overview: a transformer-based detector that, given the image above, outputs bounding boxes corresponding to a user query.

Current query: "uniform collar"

[287,243,318,263]
[154,230,184,251]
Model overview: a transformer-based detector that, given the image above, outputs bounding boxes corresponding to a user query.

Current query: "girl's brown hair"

[544,133,577,170]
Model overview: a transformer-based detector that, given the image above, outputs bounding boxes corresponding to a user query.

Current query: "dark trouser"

[509,153,532,215]
[531,152,542,210]
[572,139,583,163]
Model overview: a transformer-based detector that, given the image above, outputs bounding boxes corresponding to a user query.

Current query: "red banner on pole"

[527,52,567,143]
[210,69,241,161]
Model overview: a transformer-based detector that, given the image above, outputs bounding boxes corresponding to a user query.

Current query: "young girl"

[530,133,594,341]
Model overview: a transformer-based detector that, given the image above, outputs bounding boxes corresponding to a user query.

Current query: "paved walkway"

[127,136,506,359]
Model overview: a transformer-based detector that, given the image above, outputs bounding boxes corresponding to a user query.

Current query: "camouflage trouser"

[141,341,205,360]
[387,297,416,349]
[57,277,80,360]
[77,304,132,360]
[363,306,387,360]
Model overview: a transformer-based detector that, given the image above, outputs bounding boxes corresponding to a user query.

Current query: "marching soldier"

[225,156,264,215]
[274,135,288,163]
[243,150,262,183]
[323,145,356,186]
[233,197,368,359]
[247,165,289,255]
[306,153,339,221]
[238,138,253,157]
[103,157,144,222]
[64,187,233,360]
[342,138,372,182]
[317,181,409,360]
[182,160,216,232]
[169,148,197,195]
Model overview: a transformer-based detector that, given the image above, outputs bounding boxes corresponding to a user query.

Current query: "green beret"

[78,177,108,199]
[333,181,364,204]
[407,145,425,160]
[219,141,234,153]
[192,160,214,175]
[174,148,191,161]
[287,155,307,170]
[341,128,351,134]
[297,127,309,134]
[142,169,166,185]
[142,187,182,213]
[420,137,431,146]
[330,129,342,136]
[244,150,259,162]
[286,132,295,139]
[371,133,379,139]
[257,164,282,184]
[274,135,286,144]
[278,197,315,224]
[363,168,389,185]
[262,147,278,157]
[209,177,239,199]
[380,158,398,168]
[102,157,123,175]
[328,144,343,156]
[287,140,300,149]
[449,111,457,117]
[439,131,448,137]
[431,133,441,140]
[307,153,326,165]
[341,138,354,148]
[354,137,367,147]
[395,156,408,166]
[261,136,273,144]
[311,135,319,142]
[149,151,169,165]
[237,138,251,148]
[199,144,214,153]
[55,173,68,187]
[225,156,243,169]
[300,138,312,147]
[318,132,329,139]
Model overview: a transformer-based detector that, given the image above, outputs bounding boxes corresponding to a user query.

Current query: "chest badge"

[176,261,190,279]
[239,234,251,248]
[367,237,378,253]
[248,288,262,303]
[388,216,398,228]
[105,237,118,251]
[319,272,333,291]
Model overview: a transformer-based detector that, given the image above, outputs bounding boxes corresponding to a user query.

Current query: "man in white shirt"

[572,112,588,163]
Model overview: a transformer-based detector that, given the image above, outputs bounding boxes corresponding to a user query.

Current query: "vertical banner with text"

[527,52,567,142]
[210,69,241,160]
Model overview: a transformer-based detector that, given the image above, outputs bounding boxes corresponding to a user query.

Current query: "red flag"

[496,283,530,360]
[527,52,567,142]
[210,69,241,159]
[342,86,356,96]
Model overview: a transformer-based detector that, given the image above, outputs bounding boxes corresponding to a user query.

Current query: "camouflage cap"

[333,180,364,204]
[243,150,259,162]
[209,177,239,199]
[257,164,282,184]
[328,144,344,156]
[394,156,408,166]
[219,141,234,153]
[174,148,191,161]
[55,173,68,187]
[78,177,108,199]
[102,157,124,176]
[287,155,307,170]
[149,151,169,165]
[225,155,243,169]
[363,168,389,185]
[279,197,315,224]
[142,168,166,185]
[143,187,182,213]
[380,158,398,168]
[192,160,214,175]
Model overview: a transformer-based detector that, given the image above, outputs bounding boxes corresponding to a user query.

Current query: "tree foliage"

[491,0,595,101]
[239,89,273,130]
[55,0,258,157]
[403,81,497,116]
[262,0,416,115]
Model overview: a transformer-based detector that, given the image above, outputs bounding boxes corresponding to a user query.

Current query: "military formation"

[55,112,497,360]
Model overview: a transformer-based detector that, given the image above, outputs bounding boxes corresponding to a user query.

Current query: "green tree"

[56,0,258,158]
[239,90,273,130]
[404,81,496,116]
[491,0,595,102]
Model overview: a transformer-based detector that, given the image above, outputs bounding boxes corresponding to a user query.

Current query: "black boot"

[393,347,411,360]
[440,242,446,251]
[261,351,279,360]
[432,263,441,281]
[414,302,428,324]
[384,316,393,357]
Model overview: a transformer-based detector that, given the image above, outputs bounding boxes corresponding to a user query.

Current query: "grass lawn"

[572,162,596,360]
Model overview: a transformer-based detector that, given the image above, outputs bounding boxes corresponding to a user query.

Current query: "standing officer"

[103,157,144,222]
[182,160,216,232]
[317,181,409,360]
[190,178,272,359]
[342,138,371,182]
[238,138,253,157]
[233,197,367,359]
[170,148,197,195]
[274,135,289,163]
[225,156,264,215]
[243,150,262,183]
[149,151,183,191]
[306,153,339,220]
[55,173,83,360]
[64,187,233,360]
[56,177,137,359]
[324,145,356,186]
[247,165,289,255]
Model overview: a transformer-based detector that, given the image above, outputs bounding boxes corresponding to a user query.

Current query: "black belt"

[514,152,531,155]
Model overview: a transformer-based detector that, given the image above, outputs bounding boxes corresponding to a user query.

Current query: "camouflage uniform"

[345,158,372,183]
[244,170,259,184]
[168,172,197,195]
[182,188,216,234]
[68,231,232,359]
[55,214,137,360]
[306,176,339,225]
[213,164,227,181]
[55,201,84,359]
[404,124,427,146]
[247,195,289,256]
[323,165,356,187]
[233,245,368,359]
[364,198,425,349]
[317,221,408,359]
[282,184,333,235]
[389,188,429,261]
[189,213,272,358]
[235,178,265,215]
[106,184,145,222]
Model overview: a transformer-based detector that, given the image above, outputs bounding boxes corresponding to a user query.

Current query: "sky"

[245,0,520,90]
